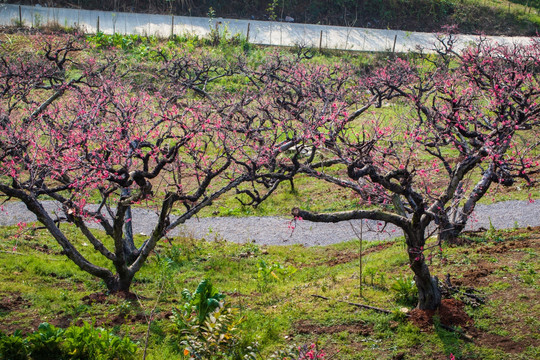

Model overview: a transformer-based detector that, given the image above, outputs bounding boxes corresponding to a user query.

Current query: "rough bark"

[437,216,463,244]
[291,207,410,229]
[437,164,496,243]
[405,228,441,310]
[106,273,135,293]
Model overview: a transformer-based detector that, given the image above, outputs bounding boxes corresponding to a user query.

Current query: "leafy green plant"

[485,218,504,242]
[86,33,161,60]
[180,304,247,359]
[0,323,136,360]
[156,246,179,267]
[256,259,297,291]
[26,323,65,360]
[519,266,538,286]
[364,267,377,286]
[10,18,25,28]
[237,243,261,258]
[62,322,137,360]
[206,7,221,46]
[391,275,418,307]
[33,13,43,28]
[176,279,226,326]
[111,299,137,318]
[266,0,280,21]
[172,280,255,359]
[0,330,28,360]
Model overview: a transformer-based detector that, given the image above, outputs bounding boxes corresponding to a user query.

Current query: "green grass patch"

[0,224,538,358]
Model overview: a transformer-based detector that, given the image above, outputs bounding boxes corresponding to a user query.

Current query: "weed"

[520,272,537,285]
[0,330,28,360]
[174,279,225,327]
[62,322,138,360]
[237,243,261,258]
[363,266,389,289]
[0,323,137,360]
[364,267,377,286]
[485,218,505,242]
[33,13,43,28]
[111,300,136,317]
[180,304,247,359]
[256,259,297,291]
[10,18,25,28]
[26,323,64,360]
[390,275,418,307]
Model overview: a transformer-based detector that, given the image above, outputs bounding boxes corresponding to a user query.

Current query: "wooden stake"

[319,30,323,51]
[349,221,363,298]
[246,22,251,42]
[97,16,100,33]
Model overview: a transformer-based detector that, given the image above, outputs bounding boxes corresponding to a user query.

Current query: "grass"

[0,222,538,359]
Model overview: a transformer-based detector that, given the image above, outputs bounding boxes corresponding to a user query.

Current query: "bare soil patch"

[453,234,539,287]
[73,312,147,328]
[0,312,43,335]
[453,261,497,287]
[477,239,534,254]
[50,313,73,328]
[468,328,531,354]
[81,292,113,305]
[23,239,54,254]
[0,293,30,312]
[409,299,473,330]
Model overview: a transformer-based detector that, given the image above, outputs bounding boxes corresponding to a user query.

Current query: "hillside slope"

[10,0,540,35]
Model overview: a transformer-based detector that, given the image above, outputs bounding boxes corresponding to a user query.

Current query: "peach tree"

[240,39,540,309]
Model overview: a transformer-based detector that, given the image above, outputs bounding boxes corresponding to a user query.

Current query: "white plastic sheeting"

[0,4,535,52]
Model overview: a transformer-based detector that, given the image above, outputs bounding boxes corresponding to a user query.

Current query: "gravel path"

[1,200,539,246]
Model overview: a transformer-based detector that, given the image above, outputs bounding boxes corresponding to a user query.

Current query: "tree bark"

[105,273,135,293]
[411,260,441,310]
[436,164,495,243]
[405,228,441,310]
[437,215,463,244]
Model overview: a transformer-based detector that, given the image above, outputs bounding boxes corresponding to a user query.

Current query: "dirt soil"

[453,260,496,287]
[408,231,540,356]
[453,232,539,288]
[468,328,530,354]
[409,298,473,330]
[74,312,147,328]
[0,293,30,312]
